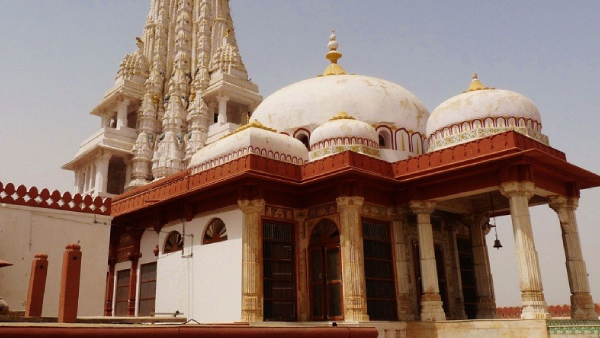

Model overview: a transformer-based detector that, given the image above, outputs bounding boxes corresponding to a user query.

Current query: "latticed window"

[203,218,227,244]
[163,231,183,254]
[114,269,130,316]
[362,219,397,320]
[263,220,296,321]
[309,219,343,321]
[138,262,157,316]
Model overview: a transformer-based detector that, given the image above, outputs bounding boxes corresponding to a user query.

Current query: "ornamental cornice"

[499,181,535,200]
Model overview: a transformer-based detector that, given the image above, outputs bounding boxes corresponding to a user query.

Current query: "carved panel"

[307,202,337,219]
[265,204,294,221]
[362,203,389,220]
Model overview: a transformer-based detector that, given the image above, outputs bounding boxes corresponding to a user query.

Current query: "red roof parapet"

[0,181,110,216]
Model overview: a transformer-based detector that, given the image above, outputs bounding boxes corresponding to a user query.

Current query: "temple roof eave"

[109,131,600,219]
[90,80,145,117]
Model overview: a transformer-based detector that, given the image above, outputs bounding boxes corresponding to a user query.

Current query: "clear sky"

[2,1,600,308]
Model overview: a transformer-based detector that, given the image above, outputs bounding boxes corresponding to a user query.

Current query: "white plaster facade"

[0,203,111,317]
[110,205,243,322]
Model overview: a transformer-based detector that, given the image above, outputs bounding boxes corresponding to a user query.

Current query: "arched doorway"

[308,219,343,321]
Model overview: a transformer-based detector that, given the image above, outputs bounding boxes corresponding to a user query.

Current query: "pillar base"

[345,296,370,322]
[571,293,597,320]
[476,297,498,319]
[521,293,550,319]
[241,295,263,322]
[420,294,446,321]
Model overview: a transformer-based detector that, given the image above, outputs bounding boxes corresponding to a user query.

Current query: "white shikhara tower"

[63,0,261,197]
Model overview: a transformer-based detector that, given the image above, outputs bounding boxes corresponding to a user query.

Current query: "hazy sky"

[2,1,600,308]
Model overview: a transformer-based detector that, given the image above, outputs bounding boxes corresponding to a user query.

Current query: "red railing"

[0,181,110,216]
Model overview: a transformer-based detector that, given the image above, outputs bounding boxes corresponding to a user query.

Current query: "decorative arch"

[163,231,183,254]
[309,218,340,246]
[203,218,227,244]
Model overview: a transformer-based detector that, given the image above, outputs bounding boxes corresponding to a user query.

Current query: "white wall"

[0,203,111,317]
[154,205,243,323]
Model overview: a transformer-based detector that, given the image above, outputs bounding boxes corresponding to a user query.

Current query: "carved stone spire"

[65,0,261,195]
[152,0,193,180]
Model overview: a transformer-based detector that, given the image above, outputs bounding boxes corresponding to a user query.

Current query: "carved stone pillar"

[104,234,119,316]
[116,98,130,129]
[409,201,446,321]
[548,196,596,320]
[467,214,497,319]
[500,182,550,319]
[238,199,265,322]
[127,230,143,316]
[336,196,369,322]
[94,153,111,195]
[446,222,467,319]
[293,209,310,321]
[389,207,414,320]
[217,95,229,124]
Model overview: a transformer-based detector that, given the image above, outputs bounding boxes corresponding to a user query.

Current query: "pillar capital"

[238,199,265,214]
[96,154,112,164]
[548,195,578,214]
[499,181,535,200]
[216,94,230,102]
[336,196,364,210]
[409,200,436,215]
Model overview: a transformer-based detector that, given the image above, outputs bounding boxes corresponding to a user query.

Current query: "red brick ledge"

[0,325,378,338]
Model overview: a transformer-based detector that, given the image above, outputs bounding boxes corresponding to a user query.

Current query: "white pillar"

[74,170,82,194]
[548,196,597,320]
[217,95,229,124]
[500,181,550,319]
[101,115,109,128]
[468,214,497,319]
[83,165,90,193]
[238,199,265,322]
[337,196,369,322]
[409,201,446,321]
[94,153,111,196]
[116,98,130,129]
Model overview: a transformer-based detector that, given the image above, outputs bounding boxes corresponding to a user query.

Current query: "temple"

[54,1,600,337]
[62,0,261,197]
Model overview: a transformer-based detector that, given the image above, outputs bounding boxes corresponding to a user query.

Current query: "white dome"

[426,74,548,151]
[309,112,379,160]
[189,120,308,173]
[251,74,429,138]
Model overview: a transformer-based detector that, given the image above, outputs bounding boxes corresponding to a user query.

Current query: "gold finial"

[464,72,494,92]
[221,119,277,139]
[246,112,250,125]
[330,111,355,121]
[322,30,346,76]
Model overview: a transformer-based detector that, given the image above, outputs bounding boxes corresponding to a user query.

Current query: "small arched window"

[378,130,392,149]
[296,134,310,150]
[203,218,228,244]
[163,231,183,254]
